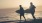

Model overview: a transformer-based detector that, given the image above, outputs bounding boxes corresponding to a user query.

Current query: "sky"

[0,0,42,9]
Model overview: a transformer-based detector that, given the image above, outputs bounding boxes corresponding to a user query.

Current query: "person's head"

[19,5,22,7]
[30,2,33,5]
[19,5,23,8]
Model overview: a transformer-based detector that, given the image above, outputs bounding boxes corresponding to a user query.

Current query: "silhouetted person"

[29,2,36,20]
[19,5,26,21]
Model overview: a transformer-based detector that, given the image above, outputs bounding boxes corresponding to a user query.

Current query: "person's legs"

[20,15,22,23]
[20,15,21,21]
[23,15,26,21]
[31,12,36,20]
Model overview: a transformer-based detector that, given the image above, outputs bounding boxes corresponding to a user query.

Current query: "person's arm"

[33,5,36,8]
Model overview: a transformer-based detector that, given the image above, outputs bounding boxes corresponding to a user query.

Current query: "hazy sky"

[0,0,42,9]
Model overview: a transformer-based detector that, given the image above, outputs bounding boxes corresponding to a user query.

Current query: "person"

[29,2,36,20]
[19,5,26,21]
